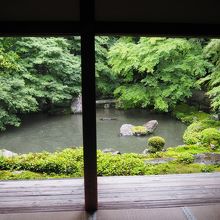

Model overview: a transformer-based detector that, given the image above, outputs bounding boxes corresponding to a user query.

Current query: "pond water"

[0,109,187,154]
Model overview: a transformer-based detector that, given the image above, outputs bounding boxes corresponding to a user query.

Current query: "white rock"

[71,95,82,114]
[120,124,134,136]
[0,149,18,158]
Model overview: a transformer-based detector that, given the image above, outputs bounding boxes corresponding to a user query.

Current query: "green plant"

[131,126,147,136]
[198,39,220,111]
[109,37,209,111]
[200,128,220,148]
[0,146,219,180]
[97,152,146,176]
[201,166,215,173]
[176,153,194,164]
[183,119,220,144]
[0,37,81,130]
[147,136,165,153]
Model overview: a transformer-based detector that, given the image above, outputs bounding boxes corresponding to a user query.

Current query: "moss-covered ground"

[0,145,220,180]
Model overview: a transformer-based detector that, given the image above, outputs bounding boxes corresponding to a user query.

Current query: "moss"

[0,170,74,180]
[0,144,219,180]
[0,170,45,180]
[167,145,210,154]
[131,126,147,136]
[144,163,215,175]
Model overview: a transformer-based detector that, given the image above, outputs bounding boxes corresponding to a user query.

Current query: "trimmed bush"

[183,119,220,144]
[147,136,165,153]
[201,128,220,148]
[131,126,147,136]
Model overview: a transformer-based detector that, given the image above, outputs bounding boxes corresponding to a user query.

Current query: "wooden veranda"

[1,173,220,214]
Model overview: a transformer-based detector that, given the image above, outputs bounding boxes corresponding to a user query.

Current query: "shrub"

[200,128,220,148]
[201,166,215,173]
[147,136,165,153]
[97,152,146,176]
[176,153,194,164]
[131,126,147,136]
[0,148,84,176]
[183,120,220,144]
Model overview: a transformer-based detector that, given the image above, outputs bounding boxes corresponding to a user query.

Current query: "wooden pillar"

[81,0,97,212]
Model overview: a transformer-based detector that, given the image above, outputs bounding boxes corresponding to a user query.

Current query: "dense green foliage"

[1,36,220,130]
[0,43,38,130]
[95,36,119,98]
[0,37,81,130]
[201,128,220,148]
[9,37,81,106]
[0,145,219,180]
[199,39,220,111]
[173,104,220,147]
[108,37,208,111]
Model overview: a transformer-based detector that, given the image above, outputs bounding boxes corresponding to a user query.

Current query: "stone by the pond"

[103,148,121,155]
[120,124,134,136]
[12,171,24,175]
[143,120,158,133]
[104,103,110,109]
[144,158,174,165]
[211,114,219,121]
[71,95,82,114]
[142,149,150,154]
[194,153,220,165]
[0,149,18,158]
[100,117,117,120]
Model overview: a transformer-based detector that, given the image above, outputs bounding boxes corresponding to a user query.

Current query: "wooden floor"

[0,173,220,214]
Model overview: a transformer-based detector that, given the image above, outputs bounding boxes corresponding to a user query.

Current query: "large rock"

[120,124,134,136]
[143,120,158,133]
[71,95,82,114]
[0,149,18,158]
[194,153,220,165]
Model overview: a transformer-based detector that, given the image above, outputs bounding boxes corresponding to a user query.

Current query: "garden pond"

[0,109,186,154]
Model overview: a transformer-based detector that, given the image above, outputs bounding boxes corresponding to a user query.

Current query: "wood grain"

[0,173,220,213]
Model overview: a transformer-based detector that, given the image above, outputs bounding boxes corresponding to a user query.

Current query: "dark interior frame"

[0,0,220,214]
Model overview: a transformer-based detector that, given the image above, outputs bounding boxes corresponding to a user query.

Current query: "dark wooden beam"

[95,22,220,37]
[0,21,219,37]
[0,21,80,36]
[81,0,97,213]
